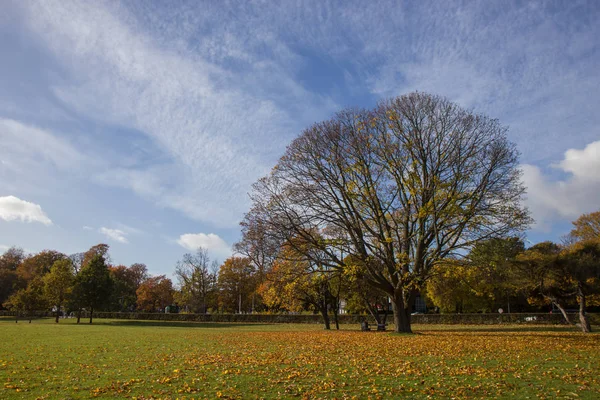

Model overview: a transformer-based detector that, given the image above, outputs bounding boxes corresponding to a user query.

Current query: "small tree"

[560,240,600,333]
[512,242,571,323]
[175,248,219,313]
[72,254,112,324]
[4,277,47,323]
[43,259,74,323]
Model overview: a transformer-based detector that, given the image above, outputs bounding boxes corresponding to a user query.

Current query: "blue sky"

[1,0,599,277]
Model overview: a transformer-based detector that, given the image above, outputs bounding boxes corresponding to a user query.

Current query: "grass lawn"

[0,318,598,399]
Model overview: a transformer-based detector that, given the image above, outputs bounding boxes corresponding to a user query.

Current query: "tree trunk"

[76,307,81,324]
[333,305,340,330]
[577,284,592,333]
[552,301,572,325]
[320,308,331,330]
[89,307,93,324]
[391,291,412,333]
[55,305,60,323]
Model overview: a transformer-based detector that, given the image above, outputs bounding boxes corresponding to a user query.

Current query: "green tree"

[108,263,148,311]
[72,254,113,324]
[4,277,47,323]
[43,259,75,323]
[243,92,530,333]
[0,247,25,308]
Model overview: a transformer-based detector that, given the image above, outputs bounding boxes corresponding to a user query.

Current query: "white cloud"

[99,227,129,244]
[0,196,52,225]
[523,140,600,231]
[177,233,231,260]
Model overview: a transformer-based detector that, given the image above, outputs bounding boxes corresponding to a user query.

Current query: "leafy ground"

[0,318,598,399]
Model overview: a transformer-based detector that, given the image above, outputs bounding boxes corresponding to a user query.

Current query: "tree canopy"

[242,92,530,332]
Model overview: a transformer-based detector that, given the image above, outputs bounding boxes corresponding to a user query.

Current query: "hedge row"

[2,310,594,325]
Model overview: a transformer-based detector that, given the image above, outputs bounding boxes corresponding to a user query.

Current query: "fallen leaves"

[0,322,599,399]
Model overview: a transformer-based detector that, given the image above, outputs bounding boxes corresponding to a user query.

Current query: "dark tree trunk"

[55,305,60,323]
[333,306,339,330]
[577,283,592,333]
[89,307,94,324]
[391,291,412,333]
[77,307,81,324]
[321,310,331,330]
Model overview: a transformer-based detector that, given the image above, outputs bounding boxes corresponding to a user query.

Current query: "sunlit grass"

[1,317,598,399]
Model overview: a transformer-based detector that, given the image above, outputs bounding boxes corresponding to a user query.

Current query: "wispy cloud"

[0,118,84,195]
[0,195,52,226]
[15,0,338,228]
[99,227,129,244]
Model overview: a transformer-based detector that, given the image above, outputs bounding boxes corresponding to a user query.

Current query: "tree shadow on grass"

[104,320,274,329]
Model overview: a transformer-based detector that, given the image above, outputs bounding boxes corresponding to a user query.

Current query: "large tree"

[242,92,530,333]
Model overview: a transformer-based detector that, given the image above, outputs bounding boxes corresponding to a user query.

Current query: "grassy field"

[0,318,598,399]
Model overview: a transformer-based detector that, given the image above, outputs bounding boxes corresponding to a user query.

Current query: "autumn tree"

[136,275,174,312]
[0,247,25,308]
[261,249,345,330]
[82,244,111,268]
[72,254,113,324]
[559,240,600,333]
[217,257,257,313]
[569,210,600,242]
[242,92,530,333]
[43,259,75,323]
[174,248,218,313]
[512,242,572,322]
[16,250,66,287]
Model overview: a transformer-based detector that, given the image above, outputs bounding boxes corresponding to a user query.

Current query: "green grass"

[1,317,598,399]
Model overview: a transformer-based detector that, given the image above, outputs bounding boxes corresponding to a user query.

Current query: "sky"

[0,0,599,277]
